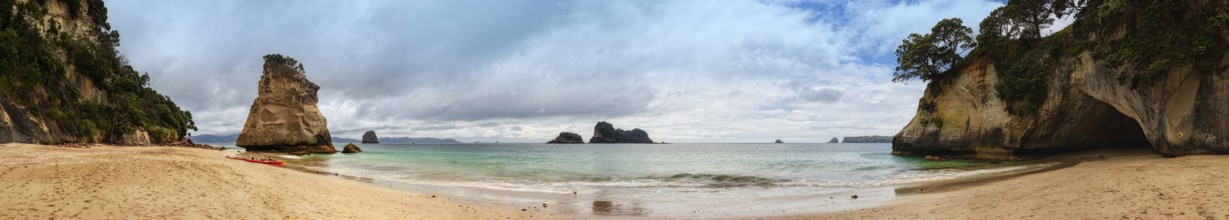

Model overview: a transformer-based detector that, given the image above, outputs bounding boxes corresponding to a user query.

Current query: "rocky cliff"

[589,122,654,144]
[362,131,379,143]
[894,1,1229,160]
[235,54,335,153]
[0,0,195,145]
[547,132,584,144]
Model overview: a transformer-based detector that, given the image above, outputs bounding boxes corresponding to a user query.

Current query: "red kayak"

[227,156,285,166]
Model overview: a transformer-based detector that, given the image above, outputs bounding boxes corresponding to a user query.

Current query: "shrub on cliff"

[264,53,305,73]
[0,0,195,143]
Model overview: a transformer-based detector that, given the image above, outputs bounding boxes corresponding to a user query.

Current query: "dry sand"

[0,143,560,220]
[779,148,1229,220]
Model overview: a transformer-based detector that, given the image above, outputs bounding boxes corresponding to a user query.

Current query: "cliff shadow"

[1012,99,1154,159]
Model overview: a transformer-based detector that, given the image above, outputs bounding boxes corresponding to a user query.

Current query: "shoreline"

[0,143,555,219]
[7,143,1220,219]
[778,147,1229,219]
[262,144,1075,219]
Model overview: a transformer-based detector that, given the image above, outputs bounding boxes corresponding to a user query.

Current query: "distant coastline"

[191,134,461,144]
[841,135,893,143]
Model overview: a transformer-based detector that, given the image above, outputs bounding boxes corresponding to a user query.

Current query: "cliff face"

[362,131,379,143]
[893,3,1229,160]
[589,122,654,144]
[1,0,195,144]
[894,56,1155,159]
[235,56,335,153]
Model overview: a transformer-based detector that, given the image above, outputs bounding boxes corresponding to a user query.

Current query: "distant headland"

[842,136,893,143]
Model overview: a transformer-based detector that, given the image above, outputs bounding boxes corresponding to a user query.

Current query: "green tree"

[893,18,975,83]
[1011,0,1055,41]
[979,5,1021,45]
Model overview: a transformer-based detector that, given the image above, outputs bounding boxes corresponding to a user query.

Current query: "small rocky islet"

[546,121,656,144]
[362,131,379,143]
[547,132,584,144]
[342,143,362,153]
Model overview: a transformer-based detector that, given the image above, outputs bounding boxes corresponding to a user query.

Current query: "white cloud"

[109,0,1001,143]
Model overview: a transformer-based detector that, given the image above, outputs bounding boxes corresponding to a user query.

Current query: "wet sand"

[775,148,1229,219]
[0,143,559,219]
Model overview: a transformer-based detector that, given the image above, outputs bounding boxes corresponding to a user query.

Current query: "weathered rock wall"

[0,0,101,144]
[235,58,335,153]
[895,36,1229,160]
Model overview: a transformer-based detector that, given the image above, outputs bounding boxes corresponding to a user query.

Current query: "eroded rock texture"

[236,57,335,153]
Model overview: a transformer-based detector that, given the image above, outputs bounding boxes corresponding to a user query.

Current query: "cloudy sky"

[108,0,1008,143]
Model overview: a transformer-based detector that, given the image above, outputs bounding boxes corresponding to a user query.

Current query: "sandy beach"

[5,143,1228,220]
[0,143,556,220]
[784,148,1229,220]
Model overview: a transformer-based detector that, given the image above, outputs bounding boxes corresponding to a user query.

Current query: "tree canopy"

[892,18,975,83]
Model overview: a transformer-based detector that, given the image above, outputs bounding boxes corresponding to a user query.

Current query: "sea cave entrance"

[1012,99,1154,157]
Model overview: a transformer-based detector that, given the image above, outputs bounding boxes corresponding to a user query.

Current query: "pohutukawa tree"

[892,18,975,83]
[979,5,1021,45]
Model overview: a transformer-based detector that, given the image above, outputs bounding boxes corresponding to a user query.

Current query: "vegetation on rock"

[547,132,584,144]
[589,122,654,144]
[263,53,305,73]
[892,0,1229,159]
[895,0,1229,115]
[0,0,194,143]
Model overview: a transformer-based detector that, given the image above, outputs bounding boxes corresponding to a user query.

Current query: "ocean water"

[217,142,1049,217]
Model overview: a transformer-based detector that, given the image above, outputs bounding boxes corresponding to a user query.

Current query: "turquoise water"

[312,143,984,188]
[218,142,1043,217]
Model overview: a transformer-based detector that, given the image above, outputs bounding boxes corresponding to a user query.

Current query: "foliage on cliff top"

[0,0,195,143]
[898,0,1229,116]
[555,132,582,140]
[264,53,306,73]
[1075,0,1229,88]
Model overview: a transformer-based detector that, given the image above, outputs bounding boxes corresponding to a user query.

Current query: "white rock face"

[118,129,150,146]
[894,50,1229,160]
[235,58,335,153]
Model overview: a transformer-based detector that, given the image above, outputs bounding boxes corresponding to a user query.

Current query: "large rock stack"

[362,131,379,143]
[235,54,336,153]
